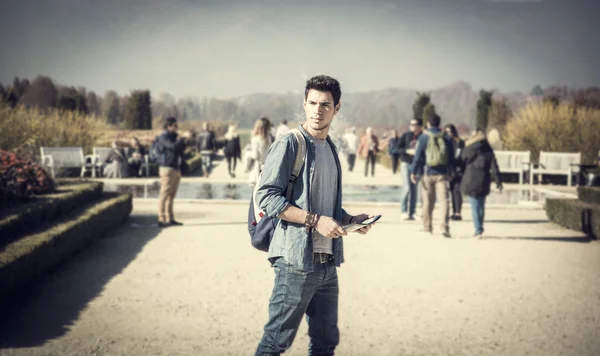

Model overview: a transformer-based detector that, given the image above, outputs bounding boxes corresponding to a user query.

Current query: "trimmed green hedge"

[0,182,103,247]
[545,198,600,238]
[577,186,600,205]
[0,192,132,306]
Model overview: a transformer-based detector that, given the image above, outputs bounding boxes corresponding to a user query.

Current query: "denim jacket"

[255,125,347,273]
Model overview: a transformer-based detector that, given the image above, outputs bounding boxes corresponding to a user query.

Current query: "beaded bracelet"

[305,211,319,233]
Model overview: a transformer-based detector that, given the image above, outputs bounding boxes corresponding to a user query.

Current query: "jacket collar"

[465,132,486,147]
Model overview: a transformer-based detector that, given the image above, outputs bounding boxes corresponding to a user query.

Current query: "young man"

[157,117,191,227]
[410,114,454,237]
[254,75,375,356]
[197,122,217,177]
[397,118,423,220]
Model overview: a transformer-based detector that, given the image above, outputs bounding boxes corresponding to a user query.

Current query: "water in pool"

[102,182,551,205]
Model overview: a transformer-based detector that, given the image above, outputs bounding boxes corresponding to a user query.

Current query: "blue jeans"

[400,162,418,217]
[469,196,486,234]
[201,153,213,175]
[255,258,339,356]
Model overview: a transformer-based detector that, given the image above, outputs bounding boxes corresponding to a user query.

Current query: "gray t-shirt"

[308,135,338,254]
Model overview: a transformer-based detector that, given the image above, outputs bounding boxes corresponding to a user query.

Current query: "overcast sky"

[0,0,598,98]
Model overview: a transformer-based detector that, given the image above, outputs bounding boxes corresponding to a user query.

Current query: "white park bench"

[40,147,92,178]
[92,147,150,177]
[494,150,530,185]
[529,151,581,186]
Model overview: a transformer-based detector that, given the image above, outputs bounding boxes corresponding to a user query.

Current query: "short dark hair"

[282,119,288,125]
[304,75,342,106]
[428,114,441,128]
[164,116,177,129]
[411,118,423,126]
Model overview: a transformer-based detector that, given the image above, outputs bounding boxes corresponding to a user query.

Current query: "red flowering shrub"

[0,150,56,209]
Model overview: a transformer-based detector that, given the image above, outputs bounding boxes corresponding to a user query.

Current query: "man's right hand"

[410,173,417,184]
[314,216,347,239]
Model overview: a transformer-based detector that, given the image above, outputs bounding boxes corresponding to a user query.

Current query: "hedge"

[0,192,132,306]
[577,186,600,205]
[545,198,600,238]
[0,181,103,247]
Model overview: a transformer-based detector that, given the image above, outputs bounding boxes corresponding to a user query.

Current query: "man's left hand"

[351,214,375,235]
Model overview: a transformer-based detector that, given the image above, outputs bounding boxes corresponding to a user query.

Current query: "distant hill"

[220,81,528,130]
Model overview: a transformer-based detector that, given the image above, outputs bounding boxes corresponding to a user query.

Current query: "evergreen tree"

[125,90,152,129]
[423,102,437,125]
[476,89,493,131]
[412,92,431,121]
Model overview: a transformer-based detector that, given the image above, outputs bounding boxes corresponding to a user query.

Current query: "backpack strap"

[286,128,306,201]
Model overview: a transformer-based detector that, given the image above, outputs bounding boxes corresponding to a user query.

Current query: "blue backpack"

[248,129,307,252]
[149,136,160,163]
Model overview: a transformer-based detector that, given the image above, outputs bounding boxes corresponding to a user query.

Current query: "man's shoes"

[404,215,415,221]
[442,229,451,238]
[157,221,168,228]
[451,215,462,221]
[169,220,183,226]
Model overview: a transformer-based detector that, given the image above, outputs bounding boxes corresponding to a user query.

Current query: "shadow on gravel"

[483,235,596,243]
[0,214,162,349]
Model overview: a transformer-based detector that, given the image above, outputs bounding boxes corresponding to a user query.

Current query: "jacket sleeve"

[235,137,242,158]
[255,135,297,219]
[397,134,408,156]
[410,134,426,176]
[489,147,502,187]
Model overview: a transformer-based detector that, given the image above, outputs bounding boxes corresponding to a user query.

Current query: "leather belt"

[313,253,334,264]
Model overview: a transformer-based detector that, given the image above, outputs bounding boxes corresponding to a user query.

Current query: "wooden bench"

[529,151,581,186]
[494,150,530,185]
[92,147,150,177]
[40,147,91,178]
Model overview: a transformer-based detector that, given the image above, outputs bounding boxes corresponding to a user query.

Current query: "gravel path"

[1,201,598,356]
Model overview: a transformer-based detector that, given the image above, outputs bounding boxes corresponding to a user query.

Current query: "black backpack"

[248,129,307,252]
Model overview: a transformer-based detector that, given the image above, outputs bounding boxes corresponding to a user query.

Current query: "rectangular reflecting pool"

[102,182,559,205]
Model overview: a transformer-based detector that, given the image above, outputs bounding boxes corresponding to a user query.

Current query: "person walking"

[397,119,423,220]
[460,128,503,239]
[223,124,242,178]
[343,127,359,172]
[444,124,466,221]
[248,117,274,186]
[156,117,191,228]
[358,127,379,177]
[410,114,454,237]
[254,75,374,356]
[387,129,401,174]
[197,122,217,177]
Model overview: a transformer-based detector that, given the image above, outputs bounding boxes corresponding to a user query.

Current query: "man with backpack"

[253,75,375,355]
[410,114,454,237]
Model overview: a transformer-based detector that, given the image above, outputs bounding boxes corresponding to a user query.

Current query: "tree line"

[2,75,599,133]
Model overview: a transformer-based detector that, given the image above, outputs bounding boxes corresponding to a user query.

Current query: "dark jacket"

[197,130,217,152]
[460,132,502,197]
[397,131,421,164]
[224,135,241,158]
[410,127,454,176]
[449,137,466,180]
[157,131,187,170]
[387,137,401,156]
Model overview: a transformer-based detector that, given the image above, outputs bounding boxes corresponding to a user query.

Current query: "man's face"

[167,123,178,133]
[303,89,339,133]
[410,120,421,133]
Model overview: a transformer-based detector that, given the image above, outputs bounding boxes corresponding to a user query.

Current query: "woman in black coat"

[223,124,242,178]
[460,129,503,238]
[444,124,465,220]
